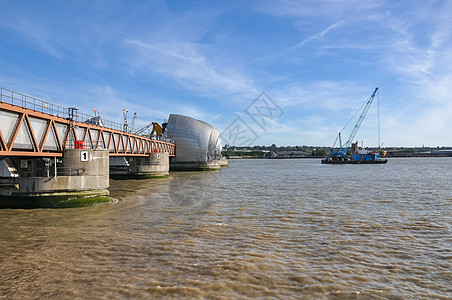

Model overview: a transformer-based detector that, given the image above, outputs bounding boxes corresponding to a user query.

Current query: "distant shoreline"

[226,153,452,159]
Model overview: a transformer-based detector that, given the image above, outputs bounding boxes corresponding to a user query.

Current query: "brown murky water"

[0,158,451,299]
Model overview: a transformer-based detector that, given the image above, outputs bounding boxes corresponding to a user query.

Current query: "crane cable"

[377,90,381,149]
[332,97,368,149]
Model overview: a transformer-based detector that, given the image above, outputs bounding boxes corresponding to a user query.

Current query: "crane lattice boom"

[330,87,379,158]
[341,87,379,153]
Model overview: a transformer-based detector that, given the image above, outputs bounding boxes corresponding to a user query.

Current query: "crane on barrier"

[130,112,137,132]
[134,122,166,137]
[122,108,128,132]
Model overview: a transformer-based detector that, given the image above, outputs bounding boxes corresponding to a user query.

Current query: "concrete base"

[169,160,221,171]
[220,157,228,167]
[110,153,170,179]
[110,173,169,180]
[0,189,109,208]
[0,175,109,195]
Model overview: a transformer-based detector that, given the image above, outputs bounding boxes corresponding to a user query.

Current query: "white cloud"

[270,81,371,111]
[123,38,258,101]
[0,74,215,127]
[259,0,381,19]
[255,1,452,146]
[282,21,344,54]
[2,1,452,146]
[2,18,62,59]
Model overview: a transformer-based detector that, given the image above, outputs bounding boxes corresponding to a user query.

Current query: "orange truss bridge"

[0,87,175,158]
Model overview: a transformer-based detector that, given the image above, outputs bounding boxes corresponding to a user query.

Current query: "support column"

[0,149,109,208]
[110,152,169,179]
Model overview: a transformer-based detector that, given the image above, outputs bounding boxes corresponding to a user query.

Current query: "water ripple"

[0,158,451,299]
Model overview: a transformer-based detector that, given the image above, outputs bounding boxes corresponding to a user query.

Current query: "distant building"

[270,144,277,152]
[264,143,310,158]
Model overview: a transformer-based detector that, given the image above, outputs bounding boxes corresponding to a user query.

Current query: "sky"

[1,0,452,147]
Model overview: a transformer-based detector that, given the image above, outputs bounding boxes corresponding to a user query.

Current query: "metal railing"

[0,87,125,132]
[55,166,86,176]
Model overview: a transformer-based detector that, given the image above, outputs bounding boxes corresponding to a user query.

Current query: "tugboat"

[321,87,388,164]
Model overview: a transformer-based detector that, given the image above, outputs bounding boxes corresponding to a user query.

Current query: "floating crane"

[322,87,387,164]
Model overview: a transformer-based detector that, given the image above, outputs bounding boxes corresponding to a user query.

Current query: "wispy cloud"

[258,0,381,19]
[124,39,257,101]
[2,18,62,59]
[0,73,215,127]
[269,80,371,111]
[283,21,344,53]
[254,0,452,146]
[2,1,452,146]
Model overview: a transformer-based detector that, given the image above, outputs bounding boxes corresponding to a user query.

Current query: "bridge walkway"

[0,87,175,158]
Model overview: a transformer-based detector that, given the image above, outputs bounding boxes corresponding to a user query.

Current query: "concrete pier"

[169,160,221,171]
[165,114,223,171]
[0,149,109,208]
[109,152,169,179]
[220,156,228,167]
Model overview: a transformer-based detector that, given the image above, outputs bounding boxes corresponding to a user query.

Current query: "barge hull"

[321,159,388,164]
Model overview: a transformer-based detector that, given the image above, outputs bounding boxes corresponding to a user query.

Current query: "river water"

[0,158,451,299]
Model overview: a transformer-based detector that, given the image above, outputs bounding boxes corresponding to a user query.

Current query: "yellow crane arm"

[150,122,163,136]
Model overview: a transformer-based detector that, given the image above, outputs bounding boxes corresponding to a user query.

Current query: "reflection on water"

[0,158,451,299]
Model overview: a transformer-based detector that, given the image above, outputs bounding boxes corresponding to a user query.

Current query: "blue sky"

[1,0,451,147]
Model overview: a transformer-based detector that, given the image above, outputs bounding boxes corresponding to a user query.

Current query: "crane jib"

[332,87,379,157]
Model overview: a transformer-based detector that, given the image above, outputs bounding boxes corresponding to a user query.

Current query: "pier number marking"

[81,151,88,162]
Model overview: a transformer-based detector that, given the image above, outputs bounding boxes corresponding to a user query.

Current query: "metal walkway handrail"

[0,87,175,157]
[0,87,125,132]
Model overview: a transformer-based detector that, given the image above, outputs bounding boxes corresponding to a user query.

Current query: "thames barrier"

[0,87,224,208]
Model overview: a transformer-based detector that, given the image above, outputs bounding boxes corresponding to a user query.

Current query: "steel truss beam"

[0,101,175,157]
